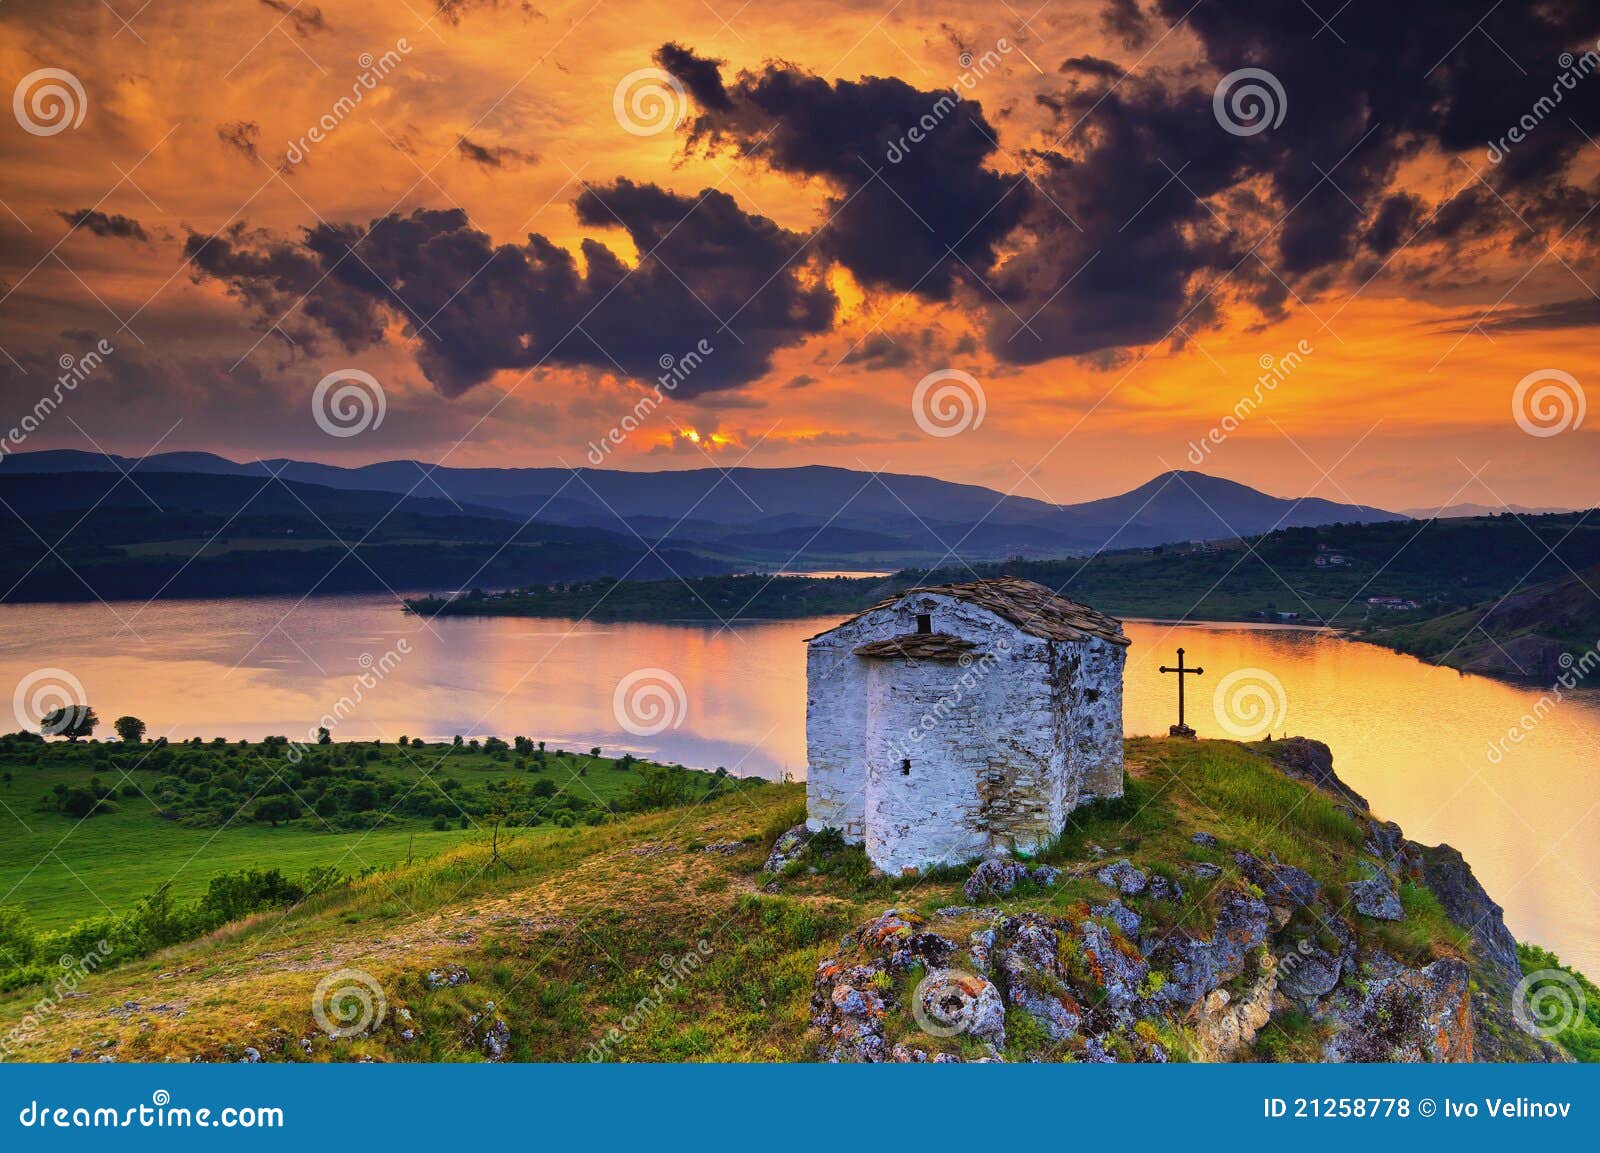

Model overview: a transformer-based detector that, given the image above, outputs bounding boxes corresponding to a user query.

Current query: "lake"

[2,593,1596,973]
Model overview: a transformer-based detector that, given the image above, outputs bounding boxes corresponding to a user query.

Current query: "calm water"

[2,595,1596,973]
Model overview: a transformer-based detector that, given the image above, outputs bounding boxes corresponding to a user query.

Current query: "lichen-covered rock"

[858,908,921,951]
[1146,874,1184,903]
[1187,862,1223,881]
[1191,831,1219,847]
[996,915,1083,1042]
[1095,858,1148,895]
[969,928,997,974]
[1321,958,1473,1063]
[1091,899,1142,938]
[1350,873,1404,921]
[964,856,1032,900]
[1194,957,1277,1061]
[912,969,1006,1046]
[1277,944,1342,1001]
[1030,864,1062,887]
[811,958,891,1062]
[1077,920,1149,1012]
[934,905,1000,920]
[1148,890,1270,1007]
[763,823,813,873]
[1234,852,1320,907]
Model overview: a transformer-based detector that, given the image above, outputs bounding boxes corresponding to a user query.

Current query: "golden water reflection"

[0,597,1595,973]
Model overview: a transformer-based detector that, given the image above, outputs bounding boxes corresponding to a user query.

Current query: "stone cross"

[1158,647,1204,738]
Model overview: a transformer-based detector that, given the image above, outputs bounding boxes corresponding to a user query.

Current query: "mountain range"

[2,450,1407,566]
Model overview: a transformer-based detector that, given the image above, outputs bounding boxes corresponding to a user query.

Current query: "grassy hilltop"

[1,736,1593,1064]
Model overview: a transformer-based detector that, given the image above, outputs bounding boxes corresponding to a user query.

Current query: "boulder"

[911,969,1006,1046]
[996,915,1083,1042]
[1091,899,1142,938]
[1194,958,1277,1061]
[812,958,891,1063]
[1095,859,1149,895]
[1277,945,1342,1001]
[1234,852,1320,908]
[762,824,813,873]
[964,857,1032,900]
[1191,831,1219,848]
[1146,874,1184,903]
[1078,920,1149,1012]
[1148,890,1269,1007]
[1350,873,1404,921]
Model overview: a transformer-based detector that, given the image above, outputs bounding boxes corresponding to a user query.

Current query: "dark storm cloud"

[185,183,835,398]
[57,209,148,242]
[1099,0,1152,50]
[655,43,1030,302]
[658,9,1600,370]
[217,121,261,163]
[1446,296,1600,334]
[258,0,326,37]
[456,136,539,169]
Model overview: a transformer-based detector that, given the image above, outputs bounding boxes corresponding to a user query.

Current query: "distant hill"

[1363,563,1600,679]
[3,451,1408,563]
[0,470,727,603]
[1400,502,1574,519]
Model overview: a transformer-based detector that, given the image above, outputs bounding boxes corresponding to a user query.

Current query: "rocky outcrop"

[1350,873,1404,921]
[1262,737,1369,810]
[1194,957,1277,1061]
[1408,842,1520,984]
[963,857,1059,900]
[1321,958,1473,1063]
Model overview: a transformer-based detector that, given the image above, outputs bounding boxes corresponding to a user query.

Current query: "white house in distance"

[804,577,1129,875]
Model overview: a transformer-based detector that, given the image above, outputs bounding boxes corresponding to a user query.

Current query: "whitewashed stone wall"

[806,590,1126,873]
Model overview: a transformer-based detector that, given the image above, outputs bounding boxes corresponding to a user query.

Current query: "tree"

[252,796,300,827]
[317,726,332,745]
[113,715,147,743]
[41,706,97,742]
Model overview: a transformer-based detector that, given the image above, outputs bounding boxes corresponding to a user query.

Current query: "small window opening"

[915,613,932,634]
[901,758,912,776]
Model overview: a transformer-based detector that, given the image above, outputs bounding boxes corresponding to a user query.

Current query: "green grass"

[0,735,744,930]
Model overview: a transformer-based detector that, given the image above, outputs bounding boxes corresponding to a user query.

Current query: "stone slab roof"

[852,632,980,661]
[812,576,1130,647]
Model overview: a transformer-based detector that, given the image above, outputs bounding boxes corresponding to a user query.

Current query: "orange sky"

[1,0,1596,512]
